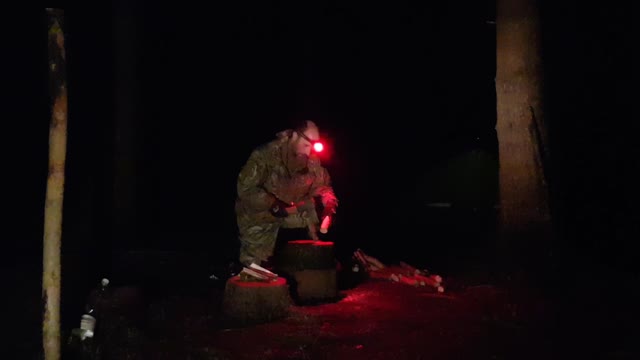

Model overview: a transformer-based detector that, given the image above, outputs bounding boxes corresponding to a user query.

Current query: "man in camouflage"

[235,120,339,267]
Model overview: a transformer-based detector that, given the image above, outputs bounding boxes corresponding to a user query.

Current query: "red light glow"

[288,240,334,246]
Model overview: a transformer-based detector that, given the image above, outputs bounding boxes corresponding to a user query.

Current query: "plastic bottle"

[81,278,110,339]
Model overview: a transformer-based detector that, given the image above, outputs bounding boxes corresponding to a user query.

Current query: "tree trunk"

[113,1,139,250]
[43,8,68,360]
[495,0,552,263]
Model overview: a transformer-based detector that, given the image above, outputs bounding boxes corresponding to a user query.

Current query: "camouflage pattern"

[235,131,338,266]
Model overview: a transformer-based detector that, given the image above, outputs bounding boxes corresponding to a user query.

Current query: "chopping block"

[275,240,339,304]
[221,275,291,327]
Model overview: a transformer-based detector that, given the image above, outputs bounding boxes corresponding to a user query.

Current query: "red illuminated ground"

[133,271,553,360]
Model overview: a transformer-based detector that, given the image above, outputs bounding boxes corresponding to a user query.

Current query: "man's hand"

[285,205,298,216]
[269,199,293,218]
[285,199,315,216]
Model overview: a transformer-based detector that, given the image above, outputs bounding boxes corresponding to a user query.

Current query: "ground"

[10,251,638,360]
[64,265,555,360]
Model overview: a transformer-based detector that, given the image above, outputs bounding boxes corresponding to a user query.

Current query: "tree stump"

[221,276,291,327]
[275,240,338,304]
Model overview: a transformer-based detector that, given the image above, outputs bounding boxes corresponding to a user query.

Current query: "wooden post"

[43,8,68,360]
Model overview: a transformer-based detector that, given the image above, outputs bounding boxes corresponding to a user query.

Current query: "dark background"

[4,2,636,357]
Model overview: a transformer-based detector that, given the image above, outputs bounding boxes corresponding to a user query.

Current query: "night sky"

[3,2,636,349]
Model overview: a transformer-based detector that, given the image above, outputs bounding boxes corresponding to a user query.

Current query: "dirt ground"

[9,252,640,360]
[202,279,551,360]
[63,265,558,360]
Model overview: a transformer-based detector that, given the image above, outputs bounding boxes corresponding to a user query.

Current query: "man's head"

[290,120,321,157]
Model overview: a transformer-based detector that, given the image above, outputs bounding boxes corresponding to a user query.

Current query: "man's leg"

[238,222,280,266]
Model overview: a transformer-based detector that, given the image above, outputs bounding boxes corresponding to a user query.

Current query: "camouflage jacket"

[235,132,338,224]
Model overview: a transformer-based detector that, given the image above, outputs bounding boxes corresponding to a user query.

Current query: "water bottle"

[81,278,110,339]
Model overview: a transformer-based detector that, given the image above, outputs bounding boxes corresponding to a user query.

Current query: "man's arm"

[236,149,277,212]
[310,166,338,217]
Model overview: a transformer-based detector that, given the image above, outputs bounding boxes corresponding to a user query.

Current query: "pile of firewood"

[353,249,445,293]
[238,263,279,282]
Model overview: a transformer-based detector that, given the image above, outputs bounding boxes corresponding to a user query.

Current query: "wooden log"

[221,276,291,327]
[289,269,337,302]
[276,240,336,271]
[319,215,332,233]
[275,240,338,303]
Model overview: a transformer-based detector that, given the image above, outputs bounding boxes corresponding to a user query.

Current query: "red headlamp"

[297,130,324,153]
